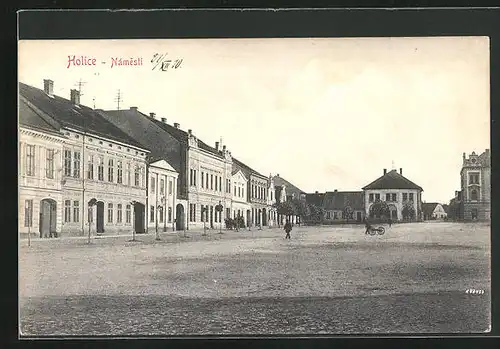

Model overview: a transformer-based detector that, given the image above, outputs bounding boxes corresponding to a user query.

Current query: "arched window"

[470,189,478,201]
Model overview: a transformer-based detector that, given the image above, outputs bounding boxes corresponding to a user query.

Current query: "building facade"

[266,175,277,227]
[322,190,365,223]
[230,169,251,225]
[19,97,66,238]
[422,203,447,220]
[362,168,423,221]
[20,81,149,237]
[460,150,490,221]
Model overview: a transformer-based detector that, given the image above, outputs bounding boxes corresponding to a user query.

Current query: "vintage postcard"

[18,37,491,336]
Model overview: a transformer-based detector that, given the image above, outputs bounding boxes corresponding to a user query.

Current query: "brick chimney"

[223,145,227,152]
[334,189,338,193]
[174,123,180,129]
[149,112,156,119]
[383,168,387,175]
[43,79,54,96]
[130,106,138,112]
[70,89,80,105]
[188,129,192,136]
[399,168,403,175]
[161,117,167,123]
[215,142,220,151]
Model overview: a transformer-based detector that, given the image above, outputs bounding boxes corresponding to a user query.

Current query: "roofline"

[63,126,150,153]
[19,124,67,140]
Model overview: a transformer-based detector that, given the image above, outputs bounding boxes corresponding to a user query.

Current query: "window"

[150,205,155,222]
[88,203,93,223]
[375,194,380,201]
[386,193,391,201]
[210,174,213,190]
[201,171,205,188]
[215,175,218,191]
[134,166,140,186]
[189,204,195,222]
[108,159,114,182]
[151,176,156,193]
[392,193,397,202]
[46,149,55,179]
[73,151,81,178]
[189,169,197,186]
[470,189,478,201]
[159,206,164,223]
[117,204,123,223]
[168,207,172,222]
[169,180,173,195]
[24,200,33,227]
[64,150,72,176]
[126,162,131,185]
[73,201,80,223]
[160,178,165,195]
[226,208,231,220]
[87,155,94,180]
[98,156,104,181]
[126,204,131,224]
[193,170,197,186]
[369,193,374,202]
[326,211,331,219]
[409,193,414,202]
[402,193,408,201]
[271,192,273,200]
[64,200,71,222]
[469,173,480,185]
[219,177,222,192]
[238,187,241,197]
[117,161,123,184]
[334,211,338,220]
[108,203,113,223]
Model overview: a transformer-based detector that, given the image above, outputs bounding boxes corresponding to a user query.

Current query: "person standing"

[284,220,292,239]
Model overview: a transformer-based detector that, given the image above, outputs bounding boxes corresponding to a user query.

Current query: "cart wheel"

[368,229,376,236]
[378,227,385,235]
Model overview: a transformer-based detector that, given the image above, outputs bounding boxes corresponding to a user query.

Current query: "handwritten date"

[151,53,183,71]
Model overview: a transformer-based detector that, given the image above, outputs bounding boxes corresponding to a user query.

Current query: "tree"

[292,199,310,226]
[342,203,354,223]
[402,202,416,221]
[307,204,325,224]
[369,199,390,221]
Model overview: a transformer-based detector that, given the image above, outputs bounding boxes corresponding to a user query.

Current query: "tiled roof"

[362,169,423,191]
[305,193,325,207]
[232,157,267,179]
[99,109,182,172]
[272,175,306,197]
[19,97,65,137]
[19,82,146,150]
[322,191,364,210]
[477,150,490,167]
[422,203,439,217]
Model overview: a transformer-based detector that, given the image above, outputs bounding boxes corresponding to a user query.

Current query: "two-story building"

[230,168,251,225]
[233,158,269,228]
[101,107,233,230]
[460,150,490,221]
[362,168,423,221]
[19,95,67,238]
[322,190,365,223]
[20,81,149,237]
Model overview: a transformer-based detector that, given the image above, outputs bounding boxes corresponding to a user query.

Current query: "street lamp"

[87,198,97,244]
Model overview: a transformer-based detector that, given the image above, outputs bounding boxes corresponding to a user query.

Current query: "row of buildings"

[19,80,309,238]
[19,80,490,238]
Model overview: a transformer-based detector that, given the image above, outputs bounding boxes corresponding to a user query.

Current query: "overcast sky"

[18,37,490,203]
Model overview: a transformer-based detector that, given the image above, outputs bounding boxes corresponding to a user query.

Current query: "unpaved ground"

[19,222,491,335]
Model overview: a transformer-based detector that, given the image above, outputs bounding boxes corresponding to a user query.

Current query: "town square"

[18,37,490,336]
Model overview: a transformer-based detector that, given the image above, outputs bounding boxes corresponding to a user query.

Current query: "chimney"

[174,123,180,129]
[334,189,338,192]
[70,89,80,105]
[130,106,138,112]
[215,142,220,151]
[149,112,156,119]
[399,168,403,175]
[43,79,54,96]
[383,168,387,175]
[161,117,167,123]
[223,145,227,152]
[315,191,318,194]
[463,152,466,160]
[188,129,192,136]
[485,149,490,155]
[277,174,280,177]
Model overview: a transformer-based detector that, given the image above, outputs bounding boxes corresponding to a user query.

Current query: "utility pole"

[115,89,123,110]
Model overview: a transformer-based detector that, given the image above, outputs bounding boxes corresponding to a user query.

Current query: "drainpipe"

[81,132,86,237]
[145,160,150,234]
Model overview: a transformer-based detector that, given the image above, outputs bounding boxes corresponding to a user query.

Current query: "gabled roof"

[19,82,146,150]
[272,175,306,197]
[232,157,267,180]
[422,203,439,216]
[322,191,364,210]
[19,97,65,138]
[362,169,423,191]
[231,168,248,181]
[99,109,182,172]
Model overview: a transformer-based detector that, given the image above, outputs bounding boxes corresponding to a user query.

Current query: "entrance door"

[39,199,56,238]
[263,208,267,226]
[356,211,362,222]
[96,201,105,234]
[134,202,145,233]
[471,208,478,220]
[175,204,185,230]
[246,210,251,227]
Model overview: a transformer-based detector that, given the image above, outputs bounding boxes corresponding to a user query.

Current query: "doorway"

[175,204,185,230]
[39,199,57,238]
[134,202,145,233]
[96,201,105,234]
[356,211,362,222]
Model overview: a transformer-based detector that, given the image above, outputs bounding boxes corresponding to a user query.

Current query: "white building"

[231,168,251,225]
[20,81,149,237]
[422,203,447,220]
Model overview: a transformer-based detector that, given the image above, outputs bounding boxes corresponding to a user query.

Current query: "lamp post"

[87,198,97,244]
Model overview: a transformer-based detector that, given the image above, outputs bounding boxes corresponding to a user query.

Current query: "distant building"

[362,168,423,221]
[322,190,365,223]
[20,81,149,237]
[421,203,447,220]
[460,150,490,221]
[272,174,306,225]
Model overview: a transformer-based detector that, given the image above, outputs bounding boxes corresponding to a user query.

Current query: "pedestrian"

[284,220,292,239]
[364,218,372,235]
[388,217,392,227]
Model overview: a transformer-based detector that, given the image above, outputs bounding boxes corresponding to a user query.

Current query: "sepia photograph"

[18,36,491,336]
